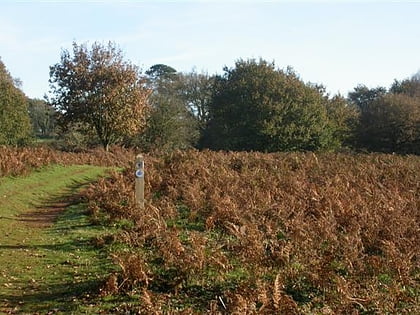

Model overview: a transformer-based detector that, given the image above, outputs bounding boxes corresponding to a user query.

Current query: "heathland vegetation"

[0,42,419,313]
[0,147,418,313]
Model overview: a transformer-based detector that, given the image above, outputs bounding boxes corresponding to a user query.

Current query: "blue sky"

[0,0,419,99]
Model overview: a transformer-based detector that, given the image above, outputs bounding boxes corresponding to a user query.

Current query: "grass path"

[0,165,113,314]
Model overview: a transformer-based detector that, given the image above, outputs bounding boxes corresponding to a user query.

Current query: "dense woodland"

[0,41,419,154]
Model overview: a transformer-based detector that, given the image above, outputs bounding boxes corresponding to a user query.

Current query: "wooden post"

[135,154,144,208]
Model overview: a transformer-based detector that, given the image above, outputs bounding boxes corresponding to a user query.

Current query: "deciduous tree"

[49,42,150,151]
[349,74,420,154]
[178,70,215,131]
[28,98,56,137]
[203,59,344,152]
[136,64,199,152]
[348,85,387,112]
[357,93,420,153]
[0,58,32,145]
[390,71,420,97]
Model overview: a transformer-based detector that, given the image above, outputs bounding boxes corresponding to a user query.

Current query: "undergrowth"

[83,150,420,314]
[0,145,133,177]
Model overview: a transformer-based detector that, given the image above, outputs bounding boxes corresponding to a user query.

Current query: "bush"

[203,59,352,152]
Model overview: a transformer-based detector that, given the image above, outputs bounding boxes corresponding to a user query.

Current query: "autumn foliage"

[0,146,132,177]
[1,147,418,313]
[49,42,150,151]
[83,150,419,314]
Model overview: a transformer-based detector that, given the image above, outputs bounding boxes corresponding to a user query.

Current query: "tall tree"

[325,95,359,148]
[203,59,343,152]
[178,70,215,131]
[28,98,56,137]
[0,58,32,145]
[137,64,198,151]
[357,94,420,153]
[349,74,420,154]
[390,71,420,97]
[145,64,177,83]
[49,41,150,151]
[348,85,387,112]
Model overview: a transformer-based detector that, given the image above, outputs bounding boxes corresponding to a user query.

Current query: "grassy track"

[0,165,113,314]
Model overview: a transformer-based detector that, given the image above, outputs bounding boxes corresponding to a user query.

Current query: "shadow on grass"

[0,179,89,225]
[0,279,102,314]
[5,178,93,225]
[0,238,94,251]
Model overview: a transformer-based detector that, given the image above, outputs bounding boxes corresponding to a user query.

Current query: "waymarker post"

[135,154,145,208]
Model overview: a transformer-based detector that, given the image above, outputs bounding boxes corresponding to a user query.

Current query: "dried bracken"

[0,146,134,177]
[4,147,419,313]
[85,150,419,314]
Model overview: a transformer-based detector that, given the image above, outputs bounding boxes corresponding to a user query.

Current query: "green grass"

[0,165,117,314]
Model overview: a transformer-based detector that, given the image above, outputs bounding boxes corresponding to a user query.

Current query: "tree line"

[1,41,419,154]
